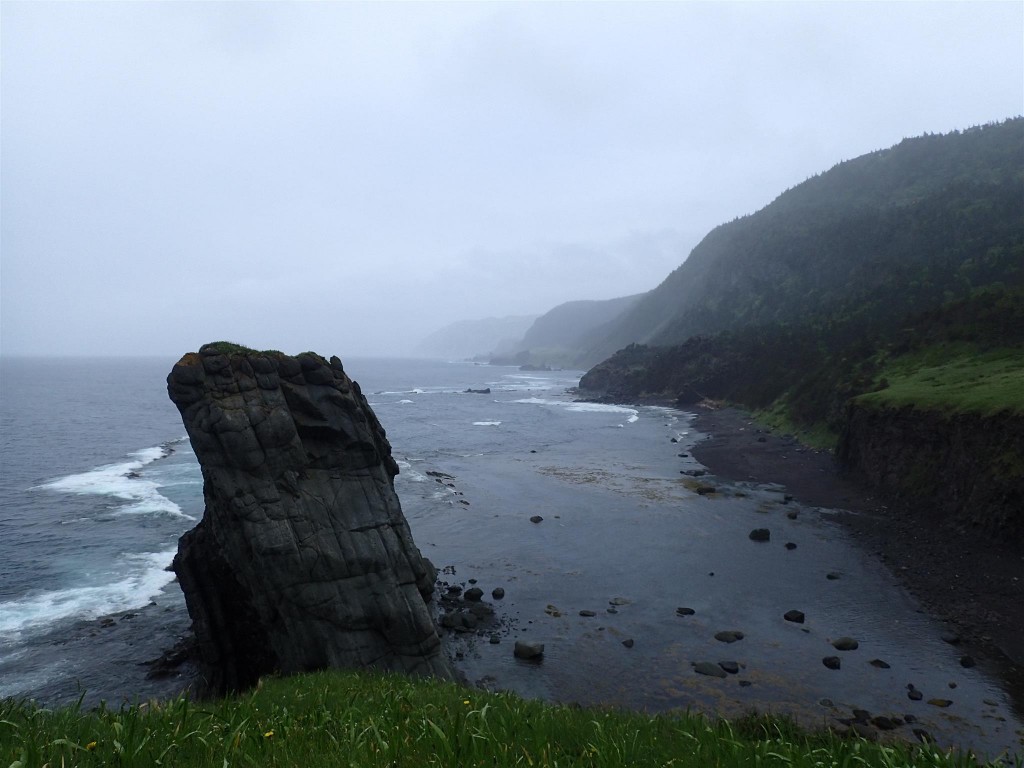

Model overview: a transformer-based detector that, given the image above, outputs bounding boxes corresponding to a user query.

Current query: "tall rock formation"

[167,344,451,694]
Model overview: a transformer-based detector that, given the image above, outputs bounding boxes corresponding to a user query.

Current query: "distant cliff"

[416,315,538,360]
[168,343,451,694]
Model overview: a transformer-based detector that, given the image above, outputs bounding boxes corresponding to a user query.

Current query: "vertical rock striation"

[167,344,450,694]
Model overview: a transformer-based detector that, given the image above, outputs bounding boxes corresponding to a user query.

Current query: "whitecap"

[0,549,178,639]
[398,399,414,404]
[37,446,194,520]
[513,397,639,422]
[473,421,502,426]
[395,459,428,482]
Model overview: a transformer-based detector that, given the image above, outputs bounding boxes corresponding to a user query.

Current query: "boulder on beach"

[514,640,545,660]
[167,345,451,694]
[749,528,771,542]
[832,637,859,651]
[694,661,727,678]
[714,630,744,643]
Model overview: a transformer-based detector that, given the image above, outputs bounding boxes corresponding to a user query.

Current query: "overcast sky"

[2,1,1021,358]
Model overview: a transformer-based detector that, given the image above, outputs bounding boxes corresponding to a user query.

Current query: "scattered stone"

[851,709,871,723]
[463,587,484,602]
[676,607,695,616]
[491,587,505,600]
[544,604,562,618]
[912,728,934,743]
[579,610,596,617]
[738,680,753,687]
[513,641,544,660]
[489,635,501,644]
[694,661,728,678]
[948,681,957,689]
[670,437,678,443]
[832,637,859,651]
[784,542,797,550]
[718,661,739,674]
[871,716,899,731]
[847,723,878,741]
[927,699,953,708]
[819,698,835,708]
[869,659,890,669]
[959,655,976,668]
[714,630,744,643]
[903,714,916,723]
[748,528,771,542]
[529,515,543,524]
[940,632,960,645]
[757,436,767,443]
[823,656,841,670]
[786,509,798,520]
[622,638,634,648]
[783,610,805,624]
[908,689,923,702]
[609,597,630,606]
[826,572,841,580]
[606,607,618,614]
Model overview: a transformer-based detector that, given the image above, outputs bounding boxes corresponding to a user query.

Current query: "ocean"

[0,355,1020,759]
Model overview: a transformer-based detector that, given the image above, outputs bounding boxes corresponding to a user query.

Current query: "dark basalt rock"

[694,661,727,678]
[168,345,451,694]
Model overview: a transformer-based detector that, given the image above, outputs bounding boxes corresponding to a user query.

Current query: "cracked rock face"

[168,345,450,694]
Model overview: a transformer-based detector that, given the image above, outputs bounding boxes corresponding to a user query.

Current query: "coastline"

[687,403,1024,710]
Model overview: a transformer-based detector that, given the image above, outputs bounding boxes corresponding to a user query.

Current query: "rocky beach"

[690,404,1024,690]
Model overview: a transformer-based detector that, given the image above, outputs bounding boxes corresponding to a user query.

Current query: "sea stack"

[167,343,451,694]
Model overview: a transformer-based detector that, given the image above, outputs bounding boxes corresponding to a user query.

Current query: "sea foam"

[0,549,178,639]
[38,445,194,520]
[514,397,640,422]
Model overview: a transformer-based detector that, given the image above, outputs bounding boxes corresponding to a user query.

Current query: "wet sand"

[689,404,1024,723]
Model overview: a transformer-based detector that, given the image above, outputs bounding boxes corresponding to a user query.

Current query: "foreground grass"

[855,347,1024,416]
[2,669,1017,768]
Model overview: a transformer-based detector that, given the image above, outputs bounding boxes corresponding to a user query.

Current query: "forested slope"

[582,119,1023,364]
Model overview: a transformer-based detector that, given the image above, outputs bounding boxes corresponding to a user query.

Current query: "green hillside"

[582,119,1024,364]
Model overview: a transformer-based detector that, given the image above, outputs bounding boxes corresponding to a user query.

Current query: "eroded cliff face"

[167,345,450,694]
[837,403,1024,544]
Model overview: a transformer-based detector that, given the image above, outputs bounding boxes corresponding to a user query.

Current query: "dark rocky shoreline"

[688,403,1024,717]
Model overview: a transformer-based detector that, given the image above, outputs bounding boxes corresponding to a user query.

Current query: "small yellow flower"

[86,741,98,751]
[462,699,470,705]
[263,730,274,739]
